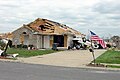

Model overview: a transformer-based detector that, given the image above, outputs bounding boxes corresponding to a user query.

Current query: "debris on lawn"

[87,63,107,67]
[0,49,19,59]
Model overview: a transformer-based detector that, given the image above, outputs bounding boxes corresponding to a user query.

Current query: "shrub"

[17,44,23,48]
[22,45,28,48]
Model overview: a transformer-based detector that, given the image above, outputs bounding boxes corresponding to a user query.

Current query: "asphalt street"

[0,61,120,80]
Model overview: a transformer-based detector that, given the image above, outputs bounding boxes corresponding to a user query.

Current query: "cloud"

[0,0,120,37]
[93,0,120,14]
[88,0,120,30]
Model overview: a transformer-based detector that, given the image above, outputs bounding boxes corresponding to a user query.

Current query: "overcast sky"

[0,0,120,38]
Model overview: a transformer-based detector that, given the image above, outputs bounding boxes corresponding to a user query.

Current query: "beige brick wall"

[12,27,37,47]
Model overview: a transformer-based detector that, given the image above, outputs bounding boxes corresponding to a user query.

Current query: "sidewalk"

[18,49,106,67]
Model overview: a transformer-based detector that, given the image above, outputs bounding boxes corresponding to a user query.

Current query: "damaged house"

[12,18,84,49]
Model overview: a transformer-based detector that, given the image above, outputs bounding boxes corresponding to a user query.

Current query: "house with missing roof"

[12,18,85,49]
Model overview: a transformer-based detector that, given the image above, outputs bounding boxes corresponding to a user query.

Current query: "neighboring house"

[12,18,84,49]
[111,36,120,49]
[0,33,13,40]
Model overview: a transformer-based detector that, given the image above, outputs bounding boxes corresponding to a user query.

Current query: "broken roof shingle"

[15,18,83,35]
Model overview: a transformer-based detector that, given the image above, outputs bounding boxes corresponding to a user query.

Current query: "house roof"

[14,18,84,36]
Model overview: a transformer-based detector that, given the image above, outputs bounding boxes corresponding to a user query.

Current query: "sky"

[0,0,120,38]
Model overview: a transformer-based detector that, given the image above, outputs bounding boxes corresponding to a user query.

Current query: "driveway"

[18,49,106,67]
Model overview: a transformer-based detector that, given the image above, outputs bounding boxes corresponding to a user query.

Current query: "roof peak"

[15,18,82,35]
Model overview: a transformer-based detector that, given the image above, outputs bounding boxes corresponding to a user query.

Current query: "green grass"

[107,65,120,68]
[6,48,58,57]
[95,50,120,64]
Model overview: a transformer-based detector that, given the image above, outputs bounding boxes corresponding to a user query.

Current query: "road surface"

[0,61,120,80]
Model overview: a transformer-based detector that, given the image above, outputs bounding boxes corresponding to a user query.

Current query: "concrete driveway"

[18,49,106,67]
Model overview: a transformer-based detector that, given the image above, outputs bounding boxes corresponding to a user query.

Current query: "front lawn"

[95,50,120,64]
[107,65,120,68]
[6,48,58,57]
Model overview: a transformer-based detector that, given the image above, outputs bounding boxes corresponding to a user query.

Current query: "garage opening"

[54,35,64,47]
